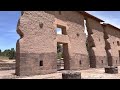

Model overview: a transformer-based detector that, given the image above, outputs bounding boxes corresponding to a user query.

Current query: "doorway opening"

[57,43,70,71]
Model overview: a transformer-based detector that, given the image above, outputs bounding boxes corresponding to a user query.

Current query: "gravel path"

[1,67,120,79]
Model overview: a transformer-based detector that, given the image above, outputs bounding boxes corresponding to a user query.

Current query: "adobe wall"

[103,25,120,66]
[85,18,107,68]
[16,11,120,76]
[16,11,89,76]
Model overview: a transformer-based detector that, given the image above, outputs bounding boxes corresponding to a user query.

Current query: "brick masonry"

[16,11,120,76]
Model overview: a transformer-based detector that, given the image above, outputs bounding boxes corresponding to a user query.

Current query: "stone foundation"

[70,54,89,70]
[96,56,108,68]
[62,71,81,79]
[105,66,118,74]
[16,53,57,76]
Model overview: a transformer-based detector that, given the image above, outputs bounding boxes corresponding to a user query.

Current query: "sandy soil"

[0,66,120,79]
[0,59,15,63]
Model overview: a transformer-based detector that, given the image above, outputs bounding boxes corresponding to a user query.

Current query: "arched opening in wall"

[57,42,70,71]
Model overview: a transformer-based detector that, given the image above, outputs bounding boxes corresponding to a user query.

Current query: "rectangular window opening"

[40,61,43,66]
[117,41,120,46]
[79,60,82,65]
[56,25,67,35]
[101,60,103,64]
[59,11,62,15]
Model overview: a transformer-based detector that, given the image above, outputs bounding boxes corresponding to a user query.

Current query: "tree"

[57,44,63,59]
[8,48,15,59]
[0,49,1,56]
[3,49,11,57]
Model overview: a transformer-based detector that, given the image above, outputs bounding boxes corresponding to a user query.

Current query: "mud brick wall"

[85,18,107,68]
[16,11,89,76]
[103,24,120,66]
[16,11,120,76]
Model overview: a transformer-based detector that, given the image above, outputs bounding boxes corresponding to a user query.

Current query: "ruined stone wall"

[16,11,57,76]
[16,11,120,76]
[86,18,107,68]
[103,25,120,66]
[16,11,89,76]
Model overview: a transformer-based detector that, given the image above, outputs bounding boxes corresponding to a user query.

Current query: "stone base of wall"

[70,54,89,70]
[17,69,57,76]
[16,53,90,76]
[112,56,120,66]
[16,53,120,76]
[79,54,90,70]
[96,56,108,68]
[16,52,57,76]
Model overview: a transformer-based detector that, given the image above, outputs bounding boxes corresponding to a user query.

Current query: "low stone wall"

[0,63,15,70]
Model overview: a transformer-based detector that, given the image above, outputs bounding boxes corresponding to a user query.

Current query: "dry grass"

[0,56,15,63]
[0,56,9,60]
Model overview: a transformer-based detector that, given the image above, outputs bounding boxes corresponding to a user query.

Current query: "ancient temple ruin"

[16,11,120,76]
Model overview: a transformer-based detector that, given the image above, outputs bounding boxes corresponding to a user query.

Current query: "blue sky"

[86,11,120,28]
[0,11,21,51]
[0,11,120,51]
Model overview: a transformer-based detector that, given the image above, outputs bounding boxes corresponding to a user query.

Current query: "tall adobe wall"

[102,24,120,66]
[85,17,107,68]
[16,11,89,76]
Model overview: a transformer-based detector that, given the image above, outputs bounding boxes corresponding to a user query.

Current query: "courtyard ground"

[0,67,120,79]
[0,58,120,79]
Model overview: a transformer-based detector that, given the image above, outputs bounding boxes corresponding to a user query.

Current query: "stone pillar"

[62,71,81,79]
[105,66,118,74]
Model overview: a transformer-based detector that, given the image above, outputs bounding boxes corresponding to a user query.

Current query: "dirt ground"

[1,67,120,79]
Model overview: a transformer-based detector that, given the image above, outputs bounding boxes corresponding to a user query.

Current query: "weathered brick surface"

[103,24,120,66]
[16,11,89,76]
[86,17,107,68]
[16,11,120,76]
